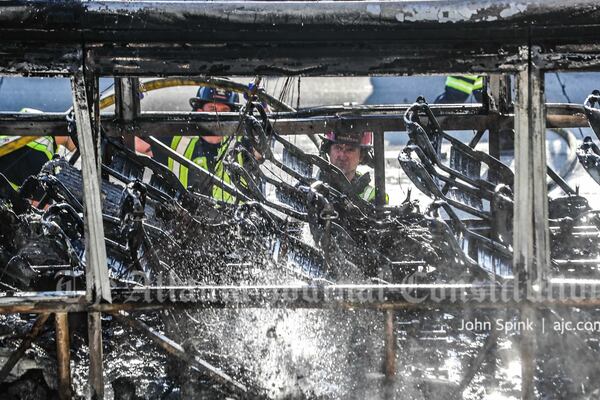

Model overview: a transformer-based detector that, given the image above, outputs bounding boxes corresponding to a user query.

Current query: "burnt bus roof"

[1,0,600,76]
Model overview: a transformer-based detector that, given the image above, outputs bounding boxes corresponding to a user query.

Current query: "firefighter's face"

[198,102,232,144]
[200,102,232,113]
[329,143,361,180]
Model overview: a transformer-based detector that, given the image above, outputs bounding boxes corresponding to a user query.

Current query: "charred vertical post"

[71,71,111,302]
[88,312,104,400]
[500,75,512,115]
[514,48,535,400]
[513,45,549,294]
[488,74,509,241]
[488,74,513,116]
[114,77,141,150]
[383,310,396,387]
[87,73,107,179]
[514,61,533,279]
[55,313,72,400]
[373,130,386,210]
[488,74,502,161]
[529,56,550,290]
[514,45,550,293]
[374,125,395,398]
[488,74,512,174]
[71,71,110,399]
[85,73,101,164]
[514,45,549,400]
[383,315,396,376]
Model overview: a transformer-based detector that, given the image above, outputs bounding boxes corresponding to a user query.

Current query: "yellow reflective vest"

[444,75,484,95]
[0,136,56,189]
[354,172,389,204]
[166,136,244,203]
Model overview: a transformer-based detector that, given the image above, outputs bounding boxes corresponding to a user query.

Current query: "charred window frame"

[1,1,600,398]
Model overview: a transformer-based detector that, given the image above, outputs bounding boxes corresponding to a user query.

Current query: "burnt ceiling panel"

[0,1,599,75]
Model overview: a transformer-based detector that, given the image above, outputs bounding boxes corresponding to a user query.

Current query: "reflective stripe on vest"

[445,75,483,95]
[359,184,389,204]
[167,136,197,188]
[0,135,55,160]
[26,137,55,160]
[205,143,235,203]
[360,185,375,202]
[167,136,240,203]
[211,142,248,203]
[0,135,55,189]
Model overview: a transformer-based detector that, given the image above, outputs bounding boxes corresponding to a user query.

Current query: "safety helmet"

[322,117,373,148]
[189,86,240,110]
[323,130,373,148]
[320,127,374,167]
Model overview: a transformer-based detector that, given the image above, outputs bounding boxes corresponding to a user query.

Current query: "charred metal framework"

[1,1,600,399]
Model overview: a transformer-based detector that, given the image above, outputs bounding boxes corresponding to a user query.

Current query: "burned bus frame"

[2,1,600,399]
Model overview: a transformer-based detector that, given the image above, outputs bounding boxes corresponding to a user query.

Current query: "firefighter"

[0,108,74,189]
[154,86,243,202]
[434,75,483,104]
[320,129,388,204]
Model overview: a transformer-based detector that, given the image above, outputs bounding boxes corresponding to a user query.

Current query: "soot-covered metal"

[0,1,600,76]
[2,1,600,400]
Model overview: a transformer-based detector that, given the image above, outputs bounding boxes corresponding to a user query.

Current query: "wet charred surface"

[0,146,509,398]
[0,135,598,398]
[0,139,599,399]
[3,76,600,399]
[4,307,600,399]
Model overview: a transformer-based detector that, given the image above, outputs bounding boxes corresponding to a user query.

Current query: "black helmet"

[189,86,240,110]
[323,130,373,148]
[320,118,374,166]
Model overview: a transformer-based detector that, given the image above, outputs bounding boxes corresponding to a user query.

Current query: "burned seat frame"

[2,1,600,399]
